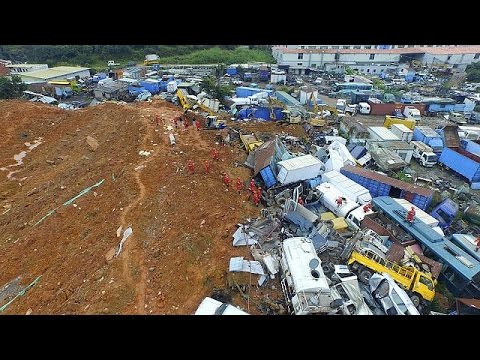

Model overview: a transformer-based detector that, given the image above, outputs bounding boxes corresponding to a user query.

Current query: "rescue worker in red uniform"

[204,160,211,174]
[249,179,256,194]
[195,117,202,131]
[298,197,304,205]
[223,173,230,186]
[256,187,262,203]
[475,236,480,252]
[253,191,260,206]
[212,149,220,161]
[187,160,195,175]
[336,197,343,207]
[363,203,372,212]
[236,177,243,193]
[406,206,416,224]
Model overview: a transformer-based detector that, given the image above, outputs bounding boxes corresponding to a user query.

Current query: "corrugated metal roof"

[341,165,434,197]
[19,66,90,80]
[278,154,322,171]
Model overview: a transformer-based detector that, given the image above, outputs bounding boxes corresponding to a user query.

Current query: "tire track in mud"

[117,108,181,314]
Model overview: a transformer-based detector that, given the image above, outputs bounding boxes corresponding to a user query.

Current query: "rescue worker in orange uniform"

[204,160,211,174]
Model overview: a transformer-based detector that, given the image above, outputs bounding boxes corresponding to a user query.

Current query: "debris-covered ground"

[0,99,311,314]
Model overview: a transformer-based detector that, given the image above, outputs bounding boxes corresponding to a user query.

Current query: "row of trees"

[0,75,27,99]
[0,45,274,69]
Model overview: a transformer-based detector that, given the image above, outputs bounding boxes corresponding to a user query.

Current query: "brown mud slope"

[0,100,305,314]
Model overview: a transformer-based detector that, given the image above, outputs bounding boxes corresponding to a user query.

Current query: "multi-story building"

[272,45,480,75]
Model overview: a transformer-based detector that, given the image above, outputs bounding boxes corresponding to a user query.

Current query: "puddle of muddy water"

[1,137,44,181]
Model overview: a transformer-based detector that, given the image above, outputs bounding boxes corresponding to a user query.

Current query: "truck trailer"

[321,170,372,205]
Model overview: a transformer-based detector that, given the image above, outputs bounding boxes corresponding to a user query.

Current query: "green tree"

[0,75,27,99]
[466,62,480,82]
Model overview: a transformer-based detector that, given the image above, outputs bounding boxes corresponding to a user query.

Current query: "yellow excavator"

[308,93,327,127]
[176,89,194,111]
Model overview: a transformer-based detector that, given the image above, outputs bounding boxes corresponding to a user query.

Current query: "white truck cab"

[411,141,438,167]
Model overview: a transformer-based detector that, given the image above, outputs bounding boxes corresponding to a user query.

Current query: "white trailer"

[390,123,413,142]
[276,154,324,185]
[368,126,400,141]
[321,170,372,205]
[280,237,336,315]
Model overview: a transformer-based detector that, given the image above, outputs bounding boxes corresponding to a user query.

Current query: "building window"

[343,46,350,49]
[367,69,370,73]
[300,46,305,49]
[373,69,376,73]
[365,45,372,49]
[332,46,339,49]
[311,63,317,68]
[319,46,328,49]
[353,46,361,49]
[308,46,316,49]
[398,45,405,48]
[427,45,434,47]
[369,54,375,60]
[298,53,304,59]
[407,45,414,48]
[475,53,480,59]
[297,63,303,66]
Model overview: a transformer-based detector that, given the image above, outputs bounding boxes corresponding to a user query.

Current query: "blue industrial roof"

[372,196,480,282]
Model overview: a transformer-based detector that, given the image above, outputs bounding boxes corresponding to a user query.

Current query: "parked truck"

[411,141,438,167]
[430,198,458,231]
[403,106,421,122]
[412,126,444,154]
[316,182,375,230]
[390,123,413,142]
[321,170,372,205]
[276,154,324,186]
[144,54,160,65]
[347,246,436,305]
[438,147,480,187]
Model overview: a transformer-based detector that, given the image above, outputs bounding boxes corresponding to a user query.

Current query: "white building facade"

[272,45,480,74]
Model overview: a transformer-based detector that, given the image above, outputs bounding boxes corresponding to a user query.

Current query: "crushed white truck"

[279,237,372,315]
[316,182,375,229]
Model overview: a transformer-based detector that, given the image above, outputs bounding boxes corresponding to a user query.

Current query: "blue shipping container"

[260,166,277,188]
[139,80,160,94]
[439,147,480,183]
[461,139,480,157]
[226,67,237,76]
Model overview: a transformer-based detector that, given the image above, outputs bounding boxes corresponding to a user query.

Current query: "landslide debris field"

[0,99,305,314]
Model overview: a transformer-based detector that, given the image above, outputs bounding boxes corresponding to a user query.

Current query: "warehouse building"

[18,66,91,84]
